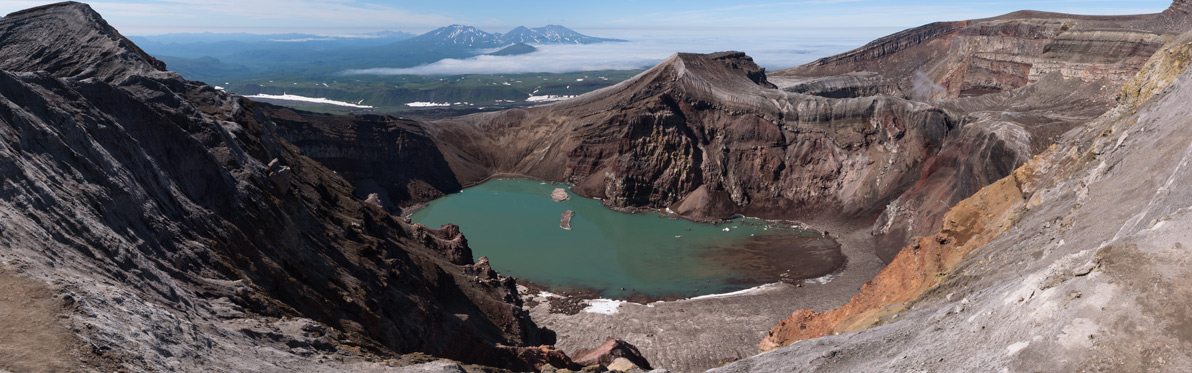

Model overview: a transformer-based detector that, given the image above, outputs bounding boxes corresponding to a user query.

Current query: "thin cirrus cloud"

[0,0,455,34]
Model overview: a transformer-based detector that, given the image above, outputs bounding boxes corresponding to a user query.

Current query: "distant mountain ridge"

[499,25,625,44]
[129,23,625,81]
[409,24,625,48]
[408,24,501,47]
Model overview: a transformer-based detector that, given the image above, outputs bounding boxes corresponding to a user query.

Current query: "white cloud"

[340,32,876,76]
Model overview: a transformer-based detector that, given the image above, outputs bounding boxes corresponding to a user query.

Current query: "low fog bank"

[343,28,893,76]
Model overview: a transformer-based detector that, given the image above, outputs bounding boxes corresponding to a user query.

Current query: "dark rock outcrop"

[266,105,464,212]
[772,72,903,99]
[504,345,581,371]
[0,2,550,371]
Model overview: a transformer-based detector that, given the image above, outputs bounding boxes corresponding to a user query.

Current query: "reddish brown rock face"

[572,337,653,370]
[431,52,954,225]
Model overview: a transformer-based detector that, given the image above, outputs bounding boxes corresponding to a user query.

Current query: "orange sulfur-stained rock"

[761,159,1038,350]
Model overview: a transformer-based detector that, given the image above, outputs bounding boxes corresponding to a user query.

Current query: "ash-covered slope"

[0,2,554,371]
[721,27,1192,373]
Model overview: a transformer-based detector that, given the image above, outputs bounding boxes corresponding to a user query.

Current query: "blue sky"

[0,1,1174,36]
[0,1,1175,72]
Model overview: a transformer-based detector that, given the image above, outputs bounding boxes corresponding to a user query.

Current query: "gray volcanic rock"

[0,2,552,371]
[0,2,167,82]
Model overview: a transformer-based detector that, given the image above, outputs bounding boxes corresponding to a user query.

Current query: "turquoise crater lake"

[410,179,843,300]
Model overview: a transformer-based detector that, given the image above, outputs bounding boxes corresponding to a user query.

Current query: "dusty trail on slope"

[0,270,83,372]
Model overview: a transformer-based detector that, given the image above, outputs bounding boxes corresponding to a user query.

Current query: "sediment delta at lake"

[410,179,845,300]
[528,218,882,372]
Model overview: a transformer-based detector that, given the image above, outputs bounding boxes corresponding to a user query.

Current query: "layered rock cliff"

[726,24,1192,372]
[0,2,554,371]
[767,4,1192,258]
[777,4,1189,100]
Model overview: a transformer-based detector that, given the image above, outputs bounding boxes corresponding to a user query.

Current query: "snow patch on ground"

[526,94,577,103]
[688,283,779,300]
[1006,341,1030,355]
[583,299,626,315]
[807,272,839,285]
[245,93,372,108]
[405,101,452,107]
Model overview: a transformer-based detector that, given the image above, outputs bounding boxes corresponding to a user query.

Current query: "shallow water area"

[410,179,841,299]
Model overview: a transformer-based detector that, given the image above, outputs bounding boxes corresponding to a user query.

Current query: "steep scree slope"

[0,2,555,371]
